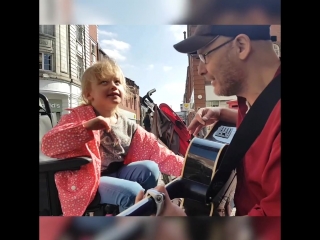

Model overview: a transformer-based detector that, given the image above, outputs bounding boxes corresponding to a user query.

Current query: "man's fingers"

[155,185,172,204]
[187,109,207,134]
[195,112,206,125]
[135,190,144,204]
[187,119,203,134]
[193,125,204,136]
[188,123,203,135]
[187,118,197,130]
[135,186,166,205]
[155,184,166,192]
[155,185,169,199]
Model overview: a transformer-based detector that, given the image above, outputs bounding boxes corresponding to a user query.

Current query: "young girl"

[41,59,184,216]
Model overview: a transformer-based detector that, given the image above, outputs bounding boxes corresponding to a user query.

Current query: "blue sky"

[98,25,188,111]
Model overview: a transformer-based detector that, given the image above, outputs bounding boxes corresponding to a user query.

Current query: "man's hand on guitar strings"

[187,107,221,136]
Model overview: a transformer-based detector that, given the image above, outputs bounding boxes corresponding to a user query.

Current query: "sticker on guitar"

[207,124,237,144]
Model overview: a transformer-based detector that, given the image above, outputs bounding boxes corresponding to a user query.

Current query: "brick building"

[120,78,141,124]
[89,25,99,65]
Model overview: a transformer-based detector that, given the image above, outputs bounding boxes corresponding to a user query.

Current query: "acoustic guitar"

[179,120,237,216]
[117,120,237,217]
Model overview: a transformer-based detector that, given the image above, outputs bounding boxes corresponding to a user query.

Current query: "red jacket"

[234,84,281,216]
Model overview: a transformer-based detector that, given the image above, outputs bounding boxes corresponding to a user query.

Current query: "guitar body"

[180,121,237,216]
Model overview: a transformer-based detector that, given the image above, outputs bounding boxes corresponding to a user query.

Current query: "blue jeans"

[98,160,160,212]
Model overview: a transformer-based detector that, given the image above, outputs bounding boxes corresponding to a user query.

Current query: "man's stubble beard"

[214,50,246,97]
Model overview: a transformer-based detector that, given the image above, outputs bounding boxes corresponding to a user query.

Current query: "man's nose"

[197,60,207,76]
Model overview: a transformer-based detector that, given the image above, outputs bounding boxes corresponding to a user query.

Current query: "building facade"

[182,25,281,124]
[39,25,95,120]
[98,48,109,60]
[121,78,141,124]
[89,25,99,65]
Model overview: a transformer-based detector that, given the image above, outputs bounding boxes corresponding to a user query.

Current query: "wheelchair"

[39,93,119,216]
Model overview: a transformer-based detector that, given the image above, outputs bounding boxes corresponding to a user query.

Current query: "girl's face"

[86,74,125,109]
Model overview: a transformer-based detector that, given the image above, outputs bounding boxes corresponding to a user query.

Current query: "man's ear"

[234,34,251,60]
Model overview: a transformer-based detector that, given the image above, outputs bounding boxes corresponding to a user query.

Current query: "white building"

[39,25,92,120]
[205,86,237,108]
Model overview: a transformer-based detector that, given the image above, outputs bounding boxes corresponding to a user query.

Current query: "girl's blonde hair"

[80,58,129,105]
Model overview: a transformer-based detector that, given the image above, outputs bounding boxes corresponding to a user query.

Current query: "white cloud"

[99,37,131,62]
[98,29,117,38]
[169,25,188,41]
[102,49,126,62]
[163,66,173,72]
[100,39,130,51]
[147,64,154,70]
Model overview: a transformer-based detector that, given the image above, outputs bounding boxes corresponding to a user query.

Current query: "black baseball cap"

[174,25,271,54]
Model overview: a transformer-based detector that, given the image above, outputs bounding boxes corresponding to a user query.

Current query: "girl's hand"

[83,116,112,132]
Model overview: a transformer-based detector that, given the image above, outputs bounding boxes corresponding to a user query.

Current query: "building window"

[91,41,96,65]
[76,25,84,44]
[91,42,96,55]
[39,53,53,71]
[39,25,55,36]
[77,56,84,79]
[206,100,219,107]
[92,55,96,64]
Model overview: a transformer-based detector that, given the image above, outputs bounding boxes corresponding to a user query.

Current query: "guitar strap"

[206,73,281,203]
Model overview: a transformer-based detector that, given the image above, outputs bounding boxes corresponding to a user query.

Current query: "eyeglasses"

[197,36,234,64]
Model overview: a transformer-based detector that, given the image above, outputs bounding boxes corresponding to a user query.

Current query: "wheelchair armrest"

[39,156,92,173]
